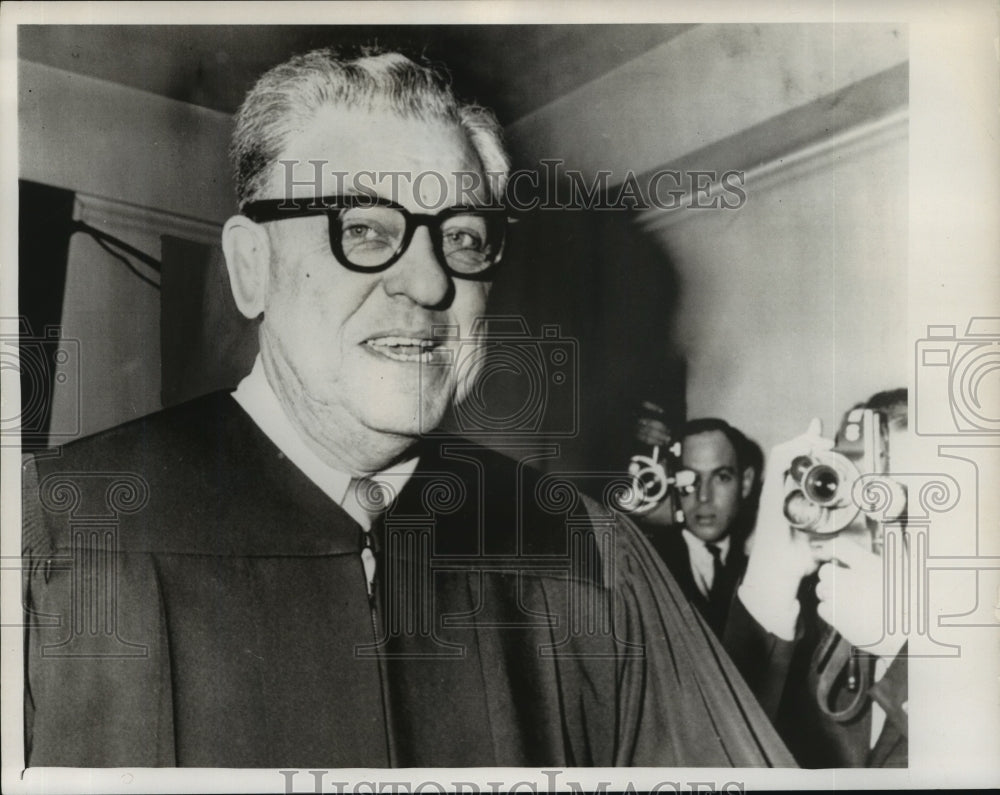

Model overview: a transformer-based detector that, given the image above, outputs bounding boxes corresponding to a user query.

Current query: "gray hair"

[231,46,511,206]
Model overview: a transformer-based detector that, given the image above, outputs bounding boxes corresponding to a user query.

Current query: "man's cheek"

[454,285,490,330]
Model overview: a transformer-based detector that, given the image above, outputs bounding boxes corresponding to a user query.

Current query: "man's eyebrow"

[681,464,738,477]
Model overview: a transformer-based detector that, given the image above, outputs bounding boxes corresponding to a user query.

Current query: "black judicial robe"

[22,392,794,767]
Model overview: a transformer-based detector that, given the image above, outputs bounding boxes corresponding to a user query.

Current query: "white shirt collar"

[680,528,731,598]
[232,355,418,527]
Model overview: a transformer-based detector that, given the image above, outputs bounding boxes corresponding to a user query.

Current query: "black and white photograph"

[2,1,998,791]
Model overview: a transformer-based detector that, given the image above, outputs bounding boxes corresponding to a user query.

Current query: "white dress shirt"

[232,355,418,529]
[680,528,730,599]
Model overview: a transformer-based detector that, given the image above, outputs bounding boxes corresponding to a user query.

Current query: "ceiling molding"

[636,106,909,233]
[74,192,222,248]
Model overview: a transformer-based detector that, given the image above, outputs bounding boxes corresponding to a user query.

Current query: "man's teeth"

[366,337,439,362]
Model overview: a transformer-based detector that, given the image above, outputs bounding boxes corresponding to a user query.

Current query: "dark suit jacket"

[22,391,794,768]
[649,528,748,636]
[724,585,908,768]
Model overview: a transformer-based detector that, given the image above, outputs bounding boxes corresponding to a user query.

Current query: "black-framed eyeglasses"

[241,194,509,280]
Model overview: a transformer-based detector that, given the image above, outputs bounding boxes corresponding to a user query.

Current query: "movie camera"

[782,407,906,551]
[617,401,694,521]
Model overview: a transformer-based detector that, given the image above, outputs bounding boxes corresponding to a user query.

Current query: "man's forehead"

[681,430,738,468]
[270,103,488,206]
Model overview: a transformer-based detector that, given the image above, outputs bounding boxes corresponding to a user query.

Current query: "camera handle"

[812,625,872,723]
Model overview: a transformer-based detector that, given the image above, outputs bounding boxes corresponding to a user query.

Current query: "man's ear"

[740,466,756,499]
[222,215,270,319]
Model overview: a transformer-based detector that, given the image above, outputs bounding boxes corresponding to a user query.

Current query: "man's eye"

[716,472,733,484]
[442,228,485,252]
[344,223,378,240]
[341,222,394,250]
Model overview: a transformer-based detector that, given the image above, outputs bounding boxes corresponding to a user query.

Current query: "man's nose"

[697,480,712,503]
[382,227,451,307]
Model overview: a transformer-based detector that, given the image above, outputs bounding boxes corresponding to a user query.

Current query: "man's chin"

[690,524,726,543]
[356,395,451,439]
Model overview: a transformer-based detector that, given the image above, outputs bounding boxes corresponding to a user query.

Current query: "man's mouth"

[694,514,717,526]
[364,336,444,364]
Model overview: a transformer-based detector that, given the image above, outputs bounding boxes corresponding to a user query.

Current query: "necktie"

[344,477,390,598]
[705,542,728,629]
[706,542,724,596]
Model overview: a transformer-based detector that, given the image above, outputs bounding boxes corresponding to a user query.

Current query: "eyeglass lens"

[337,206,499,274]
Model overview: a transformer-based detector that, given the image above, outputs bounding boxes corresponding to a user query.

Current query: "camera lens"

[789,455,814,484]
[637,469,664,497]
[784,489,824,530]
[802,464,841,505]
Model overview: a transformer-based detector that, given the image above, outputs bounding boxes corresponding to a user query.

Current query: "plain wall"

[45,195,220,441]
[19,60,234,223]
[505,24,908,182]
[19,60,229,441]
[659,126,908,452]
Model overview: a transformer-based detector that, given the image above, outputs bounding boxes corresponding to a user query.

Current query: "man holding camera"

[724,390,909,767]
[22,46,793,768]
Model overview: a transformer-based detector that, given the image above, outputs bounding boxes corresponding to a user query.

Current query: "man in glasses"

[23,46,791,768]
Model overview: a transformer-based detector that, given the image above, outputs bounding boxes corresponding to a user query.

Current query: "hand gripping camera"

[784,407,908,722]
[781,408,905,551]
[617,401,695,520]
